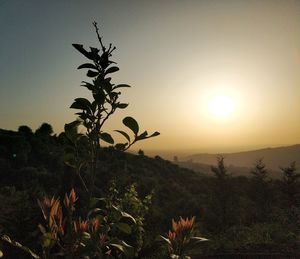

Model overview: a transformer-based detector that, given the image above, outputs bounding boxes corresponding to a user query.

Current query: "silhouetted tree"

[211,155,230,181]
[209,156,235,229]
[251,158,268,181]
[35,123,53,136]
[18,125,33,137]
[280,162,300,208]
[138,149,144,156]
[249,158,273,222]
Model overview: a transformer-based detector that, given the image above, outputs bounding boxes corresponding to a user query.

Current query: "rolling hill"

[179,144,300,177]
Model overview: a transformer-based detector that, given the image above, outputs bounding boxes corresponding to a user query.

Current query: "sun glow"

[208,95,235,118]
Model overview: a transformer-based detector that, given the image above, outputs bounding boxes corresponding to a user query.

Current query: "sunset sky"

[0,0,299,154]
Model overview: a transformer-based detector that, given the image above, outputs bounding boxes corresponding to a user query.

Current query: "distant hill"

[179,145,300,177]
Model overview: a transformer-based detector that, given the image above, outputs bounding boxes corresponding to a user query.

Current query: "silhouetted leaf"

[105,66,119,74]
[149,131,160,138]
[115,130,130,142]
[81,81,96,91]
[136,131,160,141]
[87,70,98,77]
[100,132,114,144]
[136,131,148,141]
[72,44,94,60]
[91,101,97,113]
[78,63,98,70]
[93,90,105,104]
[113,84,131,90]
[70,98,92,111]
[100,52,109,68]
[123,117,139,135]
[90,47,99,55]
[117,103,128,109]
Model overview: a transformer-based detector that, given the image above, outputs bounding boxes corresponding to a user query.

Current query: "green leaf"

[115,130,130,142]
[115,222,132,234]
[110,240,134,257]
[0,234,40,258]
[70,98,92,111]
[87,70,98,77]
[112,84,131,90]
[81,232,91,240]
[87,208,103,219]
[105,66,119,74]
[41,233,53,248]
[158,235,172,246]
[100,132,114,144]
[190,236,209,242]
[123,117,139,135]
[77,63,98,70]
[120,211,136,224]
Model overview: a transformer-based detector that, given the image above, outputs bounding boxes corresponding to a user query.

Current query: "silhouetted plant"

[67,22,159,196]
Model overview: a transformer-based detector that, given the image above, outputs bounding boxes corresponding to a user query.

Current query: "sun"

[208,95,235,118]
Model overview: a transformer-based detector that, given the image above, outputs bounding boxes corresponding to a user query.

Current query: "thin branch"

[93,21,106,52]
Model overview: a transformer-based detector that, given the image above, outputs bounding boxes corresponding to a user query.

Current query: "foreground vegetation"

[0,127,299,257]
[0,23,299,258]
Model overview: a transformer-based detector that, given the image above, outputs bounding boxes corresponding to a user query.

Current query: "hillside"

[1,127,300,257]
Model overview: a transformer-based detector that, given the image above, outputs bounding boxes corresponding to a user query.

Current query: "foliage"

[37,189,136,258]
[0,234,40,259]
[120,184,152,256]
[160,217,208,259]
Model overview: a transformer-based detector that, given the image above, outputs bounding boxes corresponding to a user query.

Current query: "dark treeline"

[0,124,299,258]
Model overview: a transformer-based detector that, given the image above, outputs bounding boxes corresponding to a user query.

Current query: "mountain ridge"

[180,144,300,176]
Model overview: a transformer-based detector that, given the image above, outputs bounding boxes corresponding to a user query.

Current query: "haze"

[0,0,299,154]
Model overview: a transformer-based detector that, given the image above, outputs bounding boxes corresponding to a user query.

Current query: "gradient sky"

[0,0,299,154]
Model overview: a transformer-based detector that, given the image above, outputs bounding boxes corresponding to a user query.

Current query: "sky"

[0,0,299,155]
